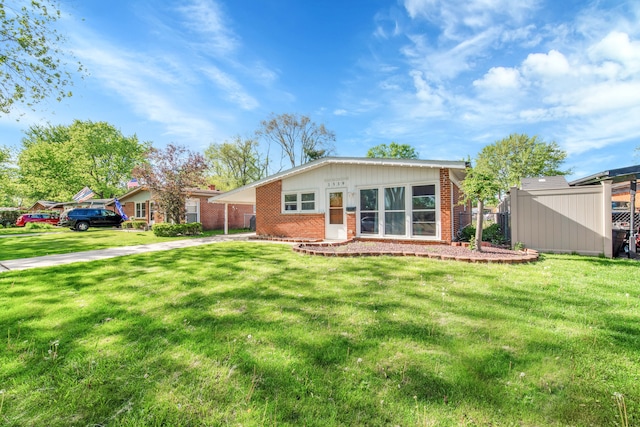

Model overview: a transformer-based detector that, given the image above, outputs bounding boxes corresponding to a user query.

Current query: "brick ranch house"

[115,186,254,231]
[209,157,469,243]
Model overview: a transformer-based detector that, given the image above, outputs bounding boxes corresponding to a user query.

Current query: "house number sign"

[326,179,347,188]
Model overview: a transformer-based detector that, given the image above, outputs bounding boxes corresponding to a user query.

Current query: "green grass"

[1,244,638,426]
[0,228,250,261]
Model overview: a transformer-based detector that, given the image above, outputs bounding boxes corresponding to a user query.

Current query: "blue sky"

[2,0,639,180]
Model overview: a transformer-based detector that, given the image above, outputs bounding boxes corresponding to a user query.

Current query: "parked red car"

[15,213,60,227]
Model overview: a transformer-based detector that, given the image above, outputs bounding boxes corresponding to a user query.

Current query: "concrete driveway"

[0,233,275,272]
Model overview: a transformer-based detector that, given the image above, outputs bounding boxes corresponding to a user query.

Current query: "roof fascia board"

[209,157,467,203]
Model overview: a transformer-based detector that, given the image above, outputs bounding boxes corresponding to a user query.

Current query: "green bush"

[483,223,506,245]
[24,222,55,230]
[458,224,476,242]
[152,222,203,237]
[122,220,149,230]
[457,223,506,245]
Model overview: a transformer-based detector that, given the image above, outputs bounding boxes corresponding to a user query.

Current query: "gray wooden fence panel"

[510,181,612,257]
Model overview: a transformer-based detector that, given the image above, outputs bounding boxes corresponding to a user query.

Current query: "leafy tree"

[460,163,501,252]
[366,142,419,159]
[0,145,19,206]
[18,120,148,200]
[132,144,209,225]
[205,136,265,190]
[477,133,569,199]
[257,113,336,170]
[0,0,83,114]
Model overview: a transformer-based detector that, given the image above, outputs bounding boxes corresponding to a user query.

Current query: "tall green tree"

[205,136,265,190]
[256,113,336,170]
[132,144,209,225]
[18,120,148,200]
[460,163,501,252]
[0,145,19,206]
[1,0,84,114]
[366,142,419,159]
[477,133,569,199]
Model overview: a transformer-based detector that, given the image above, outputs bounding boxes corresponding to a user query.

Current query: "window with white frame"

[185,199,199,223]
[384,186,406,235]
[135,202,146,218]
[359,188,378,234]
[412,185,436,236]
[359,183,437,238]
[283,192,316,212]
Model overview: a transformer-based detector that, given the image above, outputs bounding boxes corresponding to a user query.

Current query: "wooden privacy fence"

[508,181,612,257]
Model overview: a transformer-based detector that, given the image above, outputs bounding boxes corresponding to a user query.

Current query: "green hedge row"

[152,223,203,237]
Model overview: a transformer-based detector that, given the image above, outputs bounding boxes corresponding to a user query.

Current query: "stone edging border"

[292,240,539,264]
[250,235,323,243]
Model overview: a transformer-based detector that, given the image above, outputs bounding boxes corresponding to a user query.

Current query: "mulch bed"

[293,240,539,264]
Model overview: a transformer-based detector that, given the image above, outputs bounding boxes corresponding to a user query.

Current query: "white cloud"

[473,66,522,92]
[521,50,571,78]
[410,70,443,107]
[588,31,640,77]
[201,66,259,110]
[403,0,539,40]
[175,0,239,55]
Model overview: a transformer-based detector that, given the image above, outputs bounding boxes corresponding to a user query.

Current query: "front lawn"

[1,243,638,426]
[0,228,250,261]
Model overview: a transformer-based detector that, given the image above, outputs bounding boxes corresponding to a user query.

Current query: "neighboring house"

[115,186,254,230]
[27,199,114,213]
[209,157,469,242]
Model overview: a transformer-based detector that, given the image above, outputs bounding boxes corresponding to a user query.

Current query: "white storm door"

[326,190,346,240]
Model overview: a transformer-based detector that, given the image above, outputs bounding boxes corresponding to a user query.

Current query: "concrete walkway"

[0,232,285,272]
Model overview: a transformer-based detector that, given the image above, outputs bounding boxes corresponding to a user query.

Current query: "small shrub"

[152,222,203,237]
[458,225,476,242]
[122,220,149,230]
[24,222,55,230]
[458,223,505,245]
[513,241,525,251]
[468,237,477,251]
[483,223,506,245]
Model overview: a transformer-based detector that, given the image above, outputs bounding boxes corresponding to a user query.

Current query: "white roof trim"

[208,156,467,204]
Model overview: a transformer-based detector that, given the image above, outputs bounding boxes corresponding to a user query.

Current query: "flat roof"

[570,164,640,186]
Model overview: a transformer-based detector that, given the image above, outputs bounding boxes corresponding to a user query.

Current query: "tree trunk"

[475,199,484,252]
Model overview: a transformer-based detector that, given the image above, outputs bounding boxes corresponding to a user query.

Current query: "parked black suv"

[58,208,124,231]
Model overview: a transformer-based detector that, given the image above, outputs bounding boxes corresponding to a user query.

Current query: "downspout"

[450,174,454,241]
[224,203,229,235]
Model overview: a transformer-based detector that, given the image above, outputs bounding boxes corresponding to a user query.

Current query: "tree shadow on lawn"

[2,243,633,425]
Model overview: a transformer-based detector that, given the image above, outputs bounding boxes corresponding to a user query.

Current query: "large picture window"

[283,192,316,212]
[359,183,438,239]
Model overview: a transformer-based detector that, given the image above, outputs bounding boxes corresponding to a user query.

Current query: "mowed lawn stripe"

[1,243,638,426]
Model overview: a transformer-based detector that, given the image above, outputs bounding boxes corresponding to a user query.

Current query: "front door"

[326,190,346,240]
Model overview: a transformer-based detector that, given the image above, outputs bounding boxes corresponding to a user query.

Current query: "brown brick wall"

[200,198,254,230]
[452,181,470,239]
[122,198,253,230]
[256,180,325,239]
[439,169,452,243]
[346,212,356,239]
